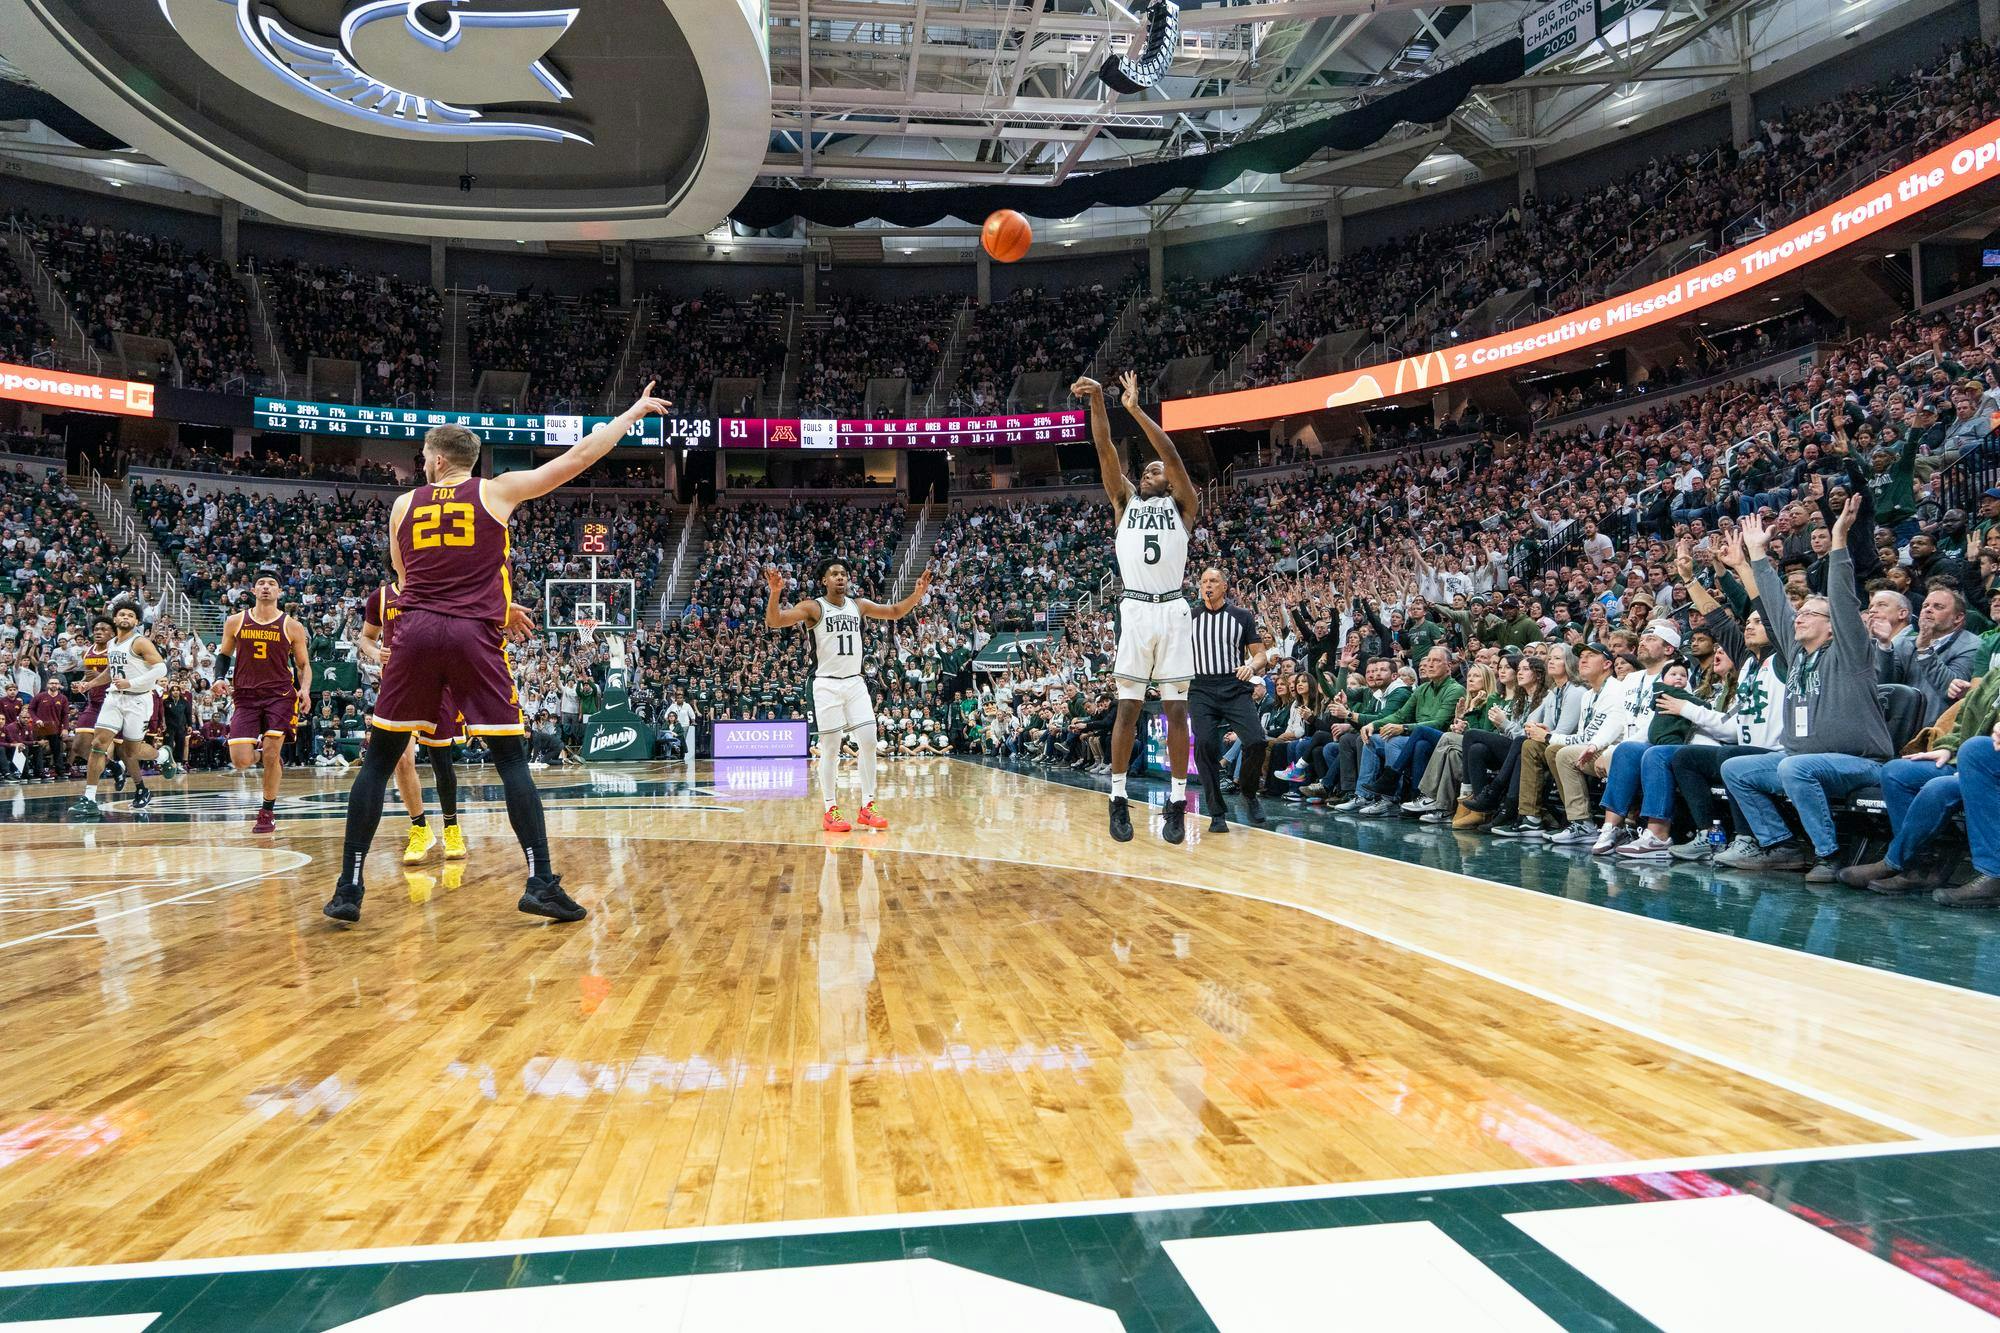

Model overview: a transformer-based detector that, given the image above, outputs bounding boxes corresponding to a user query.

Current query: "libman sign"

[581,705,652,761]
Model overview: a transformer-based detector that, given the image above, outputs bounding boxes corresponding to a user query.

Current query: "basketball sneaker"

[253,808,277,835]
[132,784,152,811]
[822,805,853,833]
[110,760,127,794]
[158,753,182,779]
[1208,813,1229,834]
[403,823,437,864]
[519,874,586,922]
[856,802,889,830]
[1162,798,1186,845]
[67,796,102,821]
[1243,793,1267,826]
[442,824,468,860]
[1109,796,1133,842]
[323,881,364,923]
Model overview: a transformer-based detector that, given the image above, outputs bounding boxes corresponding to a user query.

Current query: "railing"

[662,498,699,617]
[603,297,648,415]
[921,300,974,414]
[8,217,102,376]
[79,460,196,635]
[241,264,291,397]
[1934,436,2000,516]
[897,505,929,596]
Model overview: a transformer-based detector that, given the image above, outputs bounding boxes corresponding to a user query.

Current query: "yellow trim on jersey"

[368,717,437,733]
[416,734,468,748]
[463,723,527,736]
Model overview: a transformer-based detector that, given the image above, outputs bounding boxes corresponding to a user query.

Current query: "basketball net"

[576,617,598,646]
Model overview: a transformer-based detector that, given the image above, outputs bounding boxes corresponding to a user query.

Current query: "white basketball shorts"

[93,690,151,743]
[1113,598,1193,701]
[812,675,877,739]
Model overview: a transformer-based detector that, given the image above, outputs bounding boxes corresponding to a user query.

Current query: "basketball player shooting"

[1070,370,1199,845]
[213,569,313,833]
[763,558,933,832]
[323,382,672,925]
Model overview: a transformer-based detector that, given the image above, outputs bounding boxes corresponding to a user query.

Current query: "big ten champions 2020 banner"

[1163,116,2000,432]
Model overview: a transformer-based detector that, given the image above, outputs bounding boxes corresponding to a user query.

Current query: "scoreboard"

[251,398,1082,451]
[712,411,1088,450]
[253,398,671,446]
[574,519,617,556]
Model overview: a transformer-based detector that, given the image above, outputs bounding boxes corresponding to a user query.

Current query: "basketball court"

[2,758,1999,1329]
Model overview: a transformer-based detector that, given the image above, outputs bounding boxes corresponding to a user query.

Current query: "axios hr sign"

[1164,116,2000,432]
[714,720,810,759]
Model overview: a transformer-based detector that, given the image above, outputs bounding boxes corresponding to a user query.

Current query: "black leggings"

[1667,744,1768,832]
[1465,733,1524,812]
[342,730,547,886]
[427,744,459,822]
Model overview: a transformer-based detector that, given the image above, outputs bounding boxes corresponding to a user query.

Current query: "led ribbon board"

[0,361,155,417]
[1162,115,2000,432]
[253,398,667,445]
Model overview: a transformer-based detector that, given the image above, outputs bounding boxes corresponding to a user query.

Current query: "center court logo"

[157,1,590,145]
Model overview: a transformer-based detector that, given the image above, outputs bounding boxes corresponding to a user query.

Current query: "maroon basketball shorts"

[417,689,467,748]
[228,693,297,744]
[372,609,523,738]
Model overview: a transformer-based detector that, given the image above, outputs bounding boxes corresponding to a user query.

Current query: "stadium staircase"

[769,304,801,414]
[1083,289,1146,387]
[921,305,974,413]
[1206,263,1328,393]
[72,461,210,638]
[237,264,291,394]
[661,503,706,616]
[602,297,650,413]
[636,504,687,626]
[443,290,476,410]
[4,219,101,376]
[891,502,943,599]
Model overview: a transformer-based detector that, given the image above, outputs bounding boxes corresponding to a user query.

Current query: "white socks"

[1169,777,1187,802]
[1110,774,1128,799]
[83,785,97,802]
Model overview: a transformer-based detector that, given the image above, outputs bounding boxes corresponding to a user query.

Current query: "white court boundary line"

[990,758,2000,1006]
[6,1131,1998,1289]
[0,850,312,952]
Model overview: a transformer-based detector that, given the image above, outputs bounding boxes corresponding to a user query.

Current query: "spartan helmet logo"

[157,1,590,145]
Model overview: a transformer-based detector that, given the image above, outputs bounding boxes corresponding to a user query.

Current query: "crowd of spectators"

[465,286,628,411]
[633,289,787,415]
[793,293,960,416]
[0,249,49,365]
[257,257,442,405]
[951,281,1130,412]
[13,214,258,389]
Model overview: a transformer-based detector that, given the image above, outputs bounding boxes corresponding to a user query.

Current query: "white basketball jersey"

[812,596,866,680]
[106,631,145,695]
[1115,494,1188,595]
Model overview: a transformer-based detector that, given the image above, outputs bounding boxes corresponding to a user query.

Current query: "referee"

[1189,567,1270,833]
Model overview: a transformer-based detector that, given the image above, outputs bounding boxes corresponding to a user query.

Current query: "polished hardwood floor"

[0,758,1995,1272]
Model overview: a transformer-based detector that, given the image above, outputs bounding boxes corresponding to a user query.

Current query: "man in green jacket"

[1839,663,2000,895]
[1349,646,1464,815]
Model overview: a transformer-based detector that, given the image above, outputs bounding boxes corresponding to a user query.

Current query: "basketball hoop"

[576,618,599,645]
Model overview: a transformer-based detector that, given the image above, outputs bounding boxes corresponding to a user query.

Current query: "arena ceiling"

[0,0,1898,241]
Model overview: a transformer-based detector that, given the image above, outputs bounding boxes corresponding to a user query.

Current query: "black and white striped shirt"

[1191,599,1263,679]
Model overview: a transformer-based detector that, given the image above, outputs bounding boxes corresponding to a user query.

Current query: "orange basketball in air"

[981,210,1033,263]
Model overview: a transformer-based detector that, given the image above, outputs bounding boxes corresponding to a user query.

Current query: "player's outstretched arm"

[486,382,673,511]
[763,566,819,630]
[1120,370,1198,523]
[862,568,933,621]
[1071,375,1131,510]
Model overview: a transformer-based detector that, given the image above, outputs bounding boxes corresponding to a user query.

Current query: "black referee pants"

[1190,677,1265,814]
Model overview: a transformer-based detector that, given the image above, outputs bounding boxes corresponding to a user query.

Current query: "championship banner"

[1163,115,2000,433]
[0,360,155,417]
[581,705,652,761]
[1524,0,1597,75]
